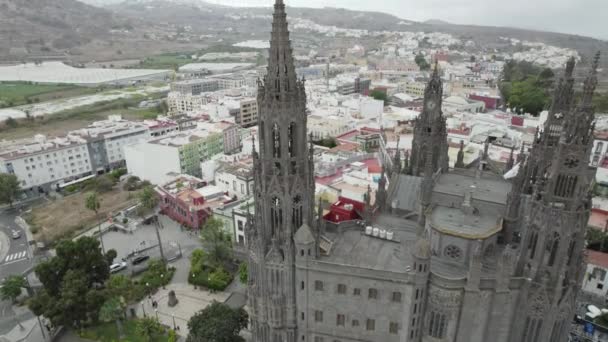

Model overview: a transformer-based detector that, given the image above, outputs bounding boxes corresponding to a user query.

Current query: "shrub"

[208,267,232,291]
[139,259,175,291]
[238,263,247,284]
[122,217,128,224]
[109,168,127,181]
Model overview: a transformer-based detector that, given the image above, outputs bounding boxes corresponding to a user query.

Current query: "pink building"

[157,175,233,229]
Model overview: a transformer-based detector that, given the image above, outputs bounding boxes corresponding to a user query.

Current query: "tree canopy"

[200,217,232,266]
[138,185,158,217]
[499,60,554,116]
[414,53,430,71]
[0,275,27,302]
[0,173,21,207]
[370,89,388,105]
[28,237,112,328]
[187,301,248,342]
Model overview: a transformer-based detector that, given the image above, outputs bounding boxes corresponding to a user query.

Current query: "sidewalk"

[134,282,230,337]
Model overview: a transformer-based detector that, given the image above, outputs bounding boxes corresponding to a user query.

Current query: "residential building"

[214,159,254,198]
[582,250,608,299]
[125,127,224,184]
[405,81,427,97]
[0,134,93,192]
[171,79,219,95]
[167,91,208,115]
[246,6,600,342]
[157,175,231,229]
[73,116,150,172]
[307,115,353,140]
[336,77,371,95]
[238,98,258,128]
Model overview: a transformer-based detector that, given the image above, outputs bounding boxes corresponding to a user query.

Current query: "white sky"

[208,0,608,40]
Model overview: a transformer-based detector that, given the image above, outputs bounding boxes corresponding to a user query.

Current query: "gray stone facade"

[246,2,602,341]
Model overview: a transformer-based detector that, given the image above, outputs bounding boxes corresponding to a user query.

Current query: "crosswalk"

[3,251,27,263]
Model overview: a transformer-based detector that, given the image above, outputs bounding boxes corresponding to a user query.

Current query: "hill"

[0,0,136,60]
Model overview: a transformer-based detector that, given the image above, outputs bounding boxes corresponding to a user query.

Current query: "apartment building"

[238,98,258,128]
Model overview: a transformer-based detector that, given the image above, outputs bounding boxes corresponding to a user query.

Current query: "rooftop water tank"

[372,227,380,237]
[380,229,387,239]
[365,226,373,235]
[387,231,394,240]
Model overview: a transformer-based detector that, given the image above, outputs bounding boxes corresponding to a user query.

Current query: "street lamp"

[141,303,146,318]
[155,309,159,321]
[192,273,197,289]
[160,274,165,289]
[172,314,177,330]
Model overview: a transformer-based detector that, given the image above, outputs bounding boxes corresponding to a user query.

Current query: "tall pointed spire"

[455,140,465,168]
[261,0,303,101]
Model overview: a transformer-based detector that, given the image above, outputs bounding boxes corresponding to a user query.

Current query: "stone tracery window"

[444,245,462,260]
[428,312,447,338]
[273,123,281,158]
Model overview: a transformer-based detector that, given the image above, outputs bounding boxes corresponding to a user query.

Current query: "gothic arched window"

[270,197,282,237]
[428,312,447,338]
[273,123,281,158]
[288,122,296,158]
[529,230,539,260]
[567,238,576,266]
[547,232,560,266]
[292,195,303,228]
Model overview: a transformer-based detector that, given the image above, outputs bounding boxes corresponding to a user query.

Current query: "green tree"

[238,263,248,284]
[138,185,165,261]
[415,53,430,71]
[187,301,248,342]
[508,77,550,116]
[105,249,117,266]
[28,237,111,328]
[85,192,105,253]
[136,317,164,342]
[370,89,388,105]
[0,275,27,302]
[200,217,232,266]
[0,173,21,208]
[99,297,126,339]
[594,92,608,113]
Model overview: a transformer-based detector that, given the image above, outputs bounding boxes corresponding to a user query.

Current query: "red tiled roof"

[587,250,608,269]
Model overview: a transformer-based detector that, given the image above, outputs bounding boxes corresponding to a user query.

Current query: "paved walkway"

[134,283,230,337]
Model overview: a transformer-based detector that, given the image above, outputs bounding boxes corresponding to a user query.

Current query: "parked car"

[110,262,127,273]
[11,230,21,239]
[132,255,150,265]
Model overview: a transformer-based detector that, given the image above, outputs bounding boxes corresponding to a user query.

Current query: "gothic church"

[246,1,601,341]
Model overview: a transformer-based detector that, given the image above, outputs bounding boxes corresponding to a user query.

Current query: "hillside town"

[0,1,608,342]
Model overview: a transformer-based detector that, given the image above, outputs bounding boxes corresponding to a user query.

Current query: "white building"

[72,115,150,172]
[307,115,354,140]
[213,160,254,198]
[167,91,208,115]
[0,134,93,191]
[582,250,608,299]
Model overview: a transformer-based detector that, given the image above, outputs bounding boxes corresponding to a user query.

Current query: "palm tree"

[138,186,164,261]
[85,192,105,253]
[99,297,126,339]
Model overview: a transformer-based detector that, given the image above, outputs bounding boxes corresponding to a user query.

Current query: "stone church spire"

[409,62,449,176]
[511,53,601,342]
[247,1,313,341]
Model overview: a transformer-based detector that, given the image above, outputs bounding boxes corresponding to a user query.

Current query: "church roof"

[295,223,315,245]
[388,174,423,213]
[319,215,418,273]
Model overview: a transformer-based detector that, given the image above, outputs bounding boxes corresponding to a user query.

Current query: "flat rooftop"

[320,215,418,273]
[430,205,502,239]
[433,169,511,205]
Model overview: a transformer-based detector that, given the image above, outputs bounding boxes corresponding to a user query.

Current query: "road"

[0,207,34,283]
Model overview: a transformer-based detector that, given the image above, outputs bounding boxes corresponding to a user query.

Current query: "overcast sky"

[207,0,608,40]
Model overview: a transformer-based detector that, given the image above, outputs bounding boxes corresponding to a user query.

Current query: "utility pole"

[154,213,165,262]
